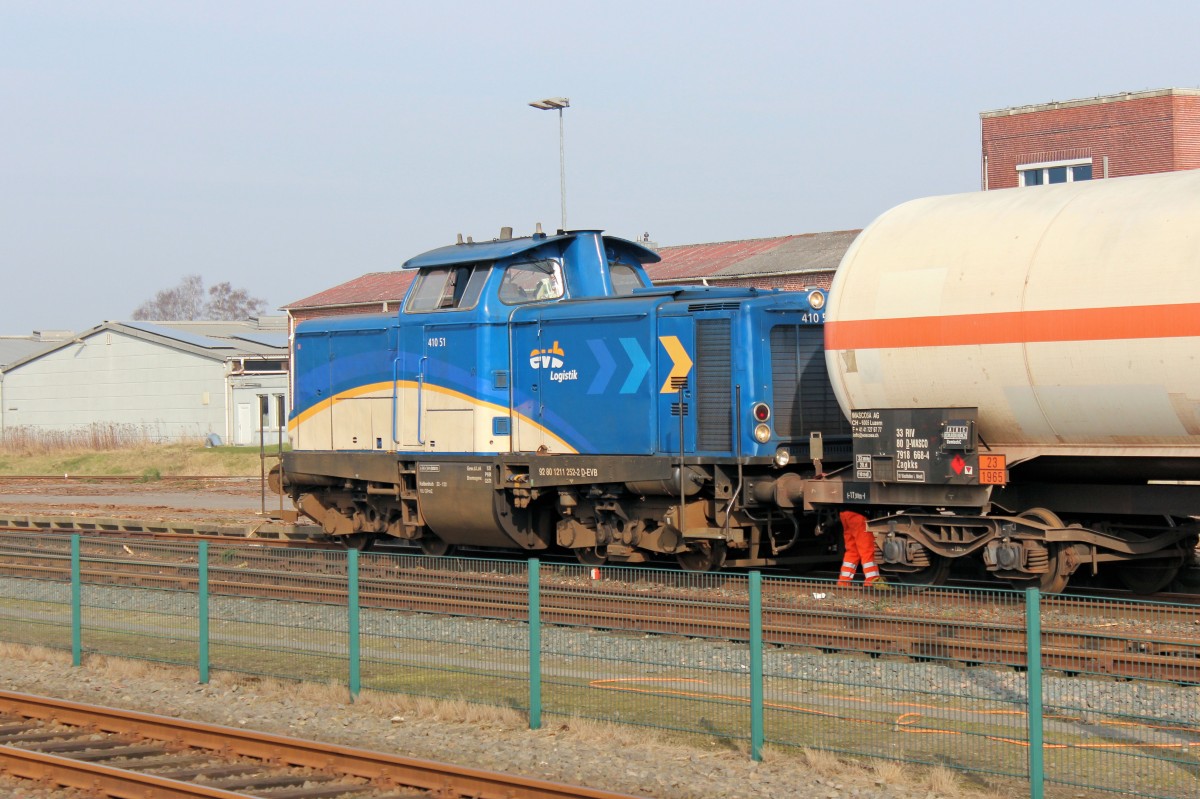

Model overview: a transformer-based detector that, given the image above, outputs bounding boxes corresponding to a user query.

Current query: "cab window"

[499,259,564,304]
[610,263,647,295]
[406,264,488,312]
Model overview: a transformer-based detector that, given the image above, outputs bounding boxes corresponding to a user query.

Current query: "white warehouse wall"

[2,330,228,441]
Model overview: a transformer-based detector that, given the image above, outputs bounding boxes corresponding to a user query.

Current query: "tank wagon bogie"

[282,226,849,570]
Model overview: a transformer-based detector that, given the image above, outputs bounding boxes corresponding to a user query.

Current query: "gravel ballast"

[0,642,1021,799]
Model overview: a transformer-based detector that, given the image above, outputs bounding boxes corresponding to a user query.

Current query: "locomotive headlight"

[752,403,771,422]
[754,423,772,443]
[808,290,826,310]
[774,447,791,467]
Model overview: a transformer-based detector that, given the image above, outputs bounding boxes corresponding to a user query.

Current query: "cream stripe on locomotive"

[289,381,576,454]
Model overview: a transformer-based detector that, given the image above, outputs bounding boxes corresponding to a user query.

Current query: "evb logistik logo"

[529,341,578,383]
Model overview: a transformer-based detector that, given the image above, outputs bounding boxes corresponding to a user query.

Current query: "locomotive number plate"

[978,454,1007,486]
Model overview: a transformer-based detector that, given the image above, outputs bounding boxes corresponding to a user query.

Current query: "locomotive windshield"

[406,263,489,312]
[499,259,564,304]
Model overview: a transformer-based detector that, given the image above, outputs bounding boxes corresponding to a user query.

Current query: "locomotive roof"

[401,231,661,270]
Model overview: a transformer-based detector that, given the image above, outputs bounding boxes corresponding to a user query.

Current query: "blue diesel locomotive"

[281,226,852,569]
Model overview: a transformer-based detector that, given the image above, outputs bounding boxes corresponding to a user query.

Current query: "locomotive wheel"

[419,536,455,557]
[574,547,608,566]
[676,541,727,572]
[1118,559,1183,595]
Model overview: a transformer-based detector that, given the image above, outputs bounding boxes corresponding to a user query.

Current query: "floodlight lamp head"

[529,97,570,110]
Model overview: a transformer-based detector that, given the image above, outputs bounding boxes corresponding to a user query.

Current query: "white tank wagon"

[820,171,1200,592]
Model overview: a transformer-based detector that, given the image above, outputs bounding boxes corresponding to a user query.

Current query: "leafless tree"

[131,275,267,321]
[206,281,267,320]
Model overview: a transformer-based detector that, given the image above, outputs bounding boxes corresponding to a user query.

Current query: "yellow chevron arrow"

[658,335,694,393]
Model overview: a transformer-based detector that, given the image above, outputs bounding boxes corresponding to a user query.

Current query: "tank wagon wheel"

[676,540,727,572]
[574,547,608,567]
[1012,508,1071,594]
[419,536,456,557]
[1118,558,1184,595]
[897,555,953,589]
[338,534,376,552]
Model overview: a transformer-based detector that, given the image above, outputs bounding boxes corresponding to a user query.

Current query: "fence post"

[529,558,542,730]
[348,548,361,698]
[70,535,81,667]
[750,571,764,761]
[1025,587,1044,799]
[198,541,210,684]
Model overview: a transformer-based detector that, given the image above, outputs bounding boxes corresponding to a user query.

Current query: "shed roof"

[646,230,860,283]
[0,336,68,370]
[2,317,289,373]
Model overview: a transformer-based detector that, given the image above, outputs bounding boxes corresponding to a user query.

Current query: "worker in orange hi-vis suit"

[838,509,890,588]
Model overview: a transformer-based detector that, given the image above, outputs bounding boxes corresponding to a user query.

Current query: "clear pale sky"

[2,1,1197,334]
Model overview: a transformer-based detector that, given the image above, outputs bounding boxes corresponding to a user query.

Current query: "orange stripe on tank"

[825,303,1200,350]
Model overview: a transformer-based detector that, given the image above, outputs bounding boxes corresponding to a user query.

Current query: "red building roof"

[647,230,859,283]
[283,271,414,311]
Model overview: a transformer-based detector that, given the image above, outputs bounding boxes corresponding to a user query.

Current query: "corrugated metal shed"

[1,317,290,445]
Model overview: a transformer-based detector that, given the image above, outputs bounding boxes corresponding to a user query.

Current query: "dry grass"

[547,714,664,748]
[872,758,908,785]
[354,690,524,729]
[801,746,845,777]
[0,642,70,666]
[0,442,267,476]
[0,424,158,454]
[927,765,964,796]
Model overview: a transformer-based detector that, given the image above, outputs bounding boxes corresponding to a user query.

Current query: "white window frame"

[1017,158,1093,187]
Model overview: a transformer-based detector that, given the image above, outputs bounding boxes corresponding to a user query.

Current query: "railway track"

[0,690,646,799]
[1,531,1198,685]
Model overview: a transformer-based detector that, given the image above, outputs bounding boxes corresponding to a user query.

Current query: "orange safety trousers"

[838,510,880,586]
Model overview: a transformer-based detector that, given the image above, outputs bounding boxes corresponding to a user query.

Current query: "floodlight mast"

[528,97,570,231]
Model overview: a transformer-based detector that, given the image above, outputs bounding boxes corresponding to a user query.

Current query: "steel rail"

[0,690,647,799]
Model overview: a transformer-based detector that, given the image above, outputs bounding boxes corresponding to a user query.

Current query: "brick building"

[980,88,1200,190]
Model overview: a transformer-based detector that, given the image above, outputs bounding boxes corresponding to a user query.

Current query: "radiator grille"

[688,301,742,312]
[770,325,851,438]
[695,319,732,450]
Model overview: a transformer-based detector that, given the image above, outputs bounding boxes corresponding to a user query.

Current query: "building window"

[1018,159,1093,187]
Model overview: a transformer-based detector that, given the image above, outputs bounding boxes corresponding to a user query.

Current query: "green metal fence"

[0,532,1196,799]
